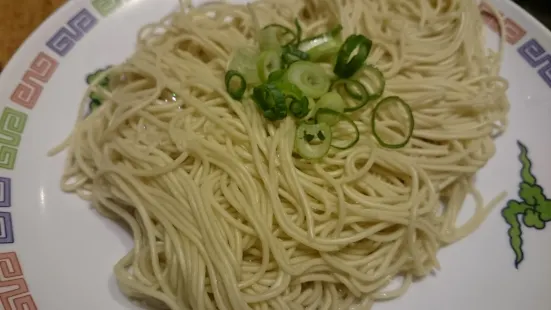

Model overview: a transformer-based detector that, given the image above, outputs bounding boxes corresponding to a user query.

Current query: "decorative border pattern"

[46,8,98,57]
[0,108,28,170]
[479,1,551,88]
[0,252,37,310]
[518,39,551,87]
[0,177,12,208]
[0,212,14,244]
[0,5,105,307]
[0,178,14,245]
[479,2,527,45]
[502,142,550,268]
[10,52,58,110]
[92,0,123,17]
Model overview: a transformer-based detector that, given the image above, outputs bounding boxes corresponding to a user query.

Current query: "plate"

[0,0,550,309]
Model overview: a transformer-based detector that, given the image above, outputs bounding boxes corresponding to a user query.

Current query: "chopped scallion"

[257,50,282,82]
[227,47,261,85]
[289,96,310,119]
[298,25,343,61]
[286,61,330,98]
[259,24,296,50]
[315,108,360,150]
[282,45,310,66]
[252,83,288,120]
[315,92,345,125]
[330,79,370,112]
[371,96,414,149]
[295,122,333,159]
[225,70,247,100]
[334,34,372,79]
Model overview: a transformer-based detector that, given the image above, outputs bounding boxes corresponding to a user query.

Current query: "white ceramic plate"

[0,0,550,309]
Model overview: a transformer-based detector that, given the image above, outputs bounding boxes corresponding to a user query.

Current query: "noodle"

[49,0,509,309]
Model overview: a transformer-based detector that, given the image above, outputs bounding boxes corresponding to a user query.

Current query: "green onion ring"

[330,79,370,112]
[333,34,372,79]
[225,70,247,100]
[315,108,360,150]
[282,45,310,66]
[286,61,330,98]
[371,96,414,149]
[289,96,310,118]
[261,24,296,47]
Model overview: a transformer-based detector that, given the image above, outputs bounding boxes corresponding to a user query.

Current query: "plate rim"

[0,0,550,309]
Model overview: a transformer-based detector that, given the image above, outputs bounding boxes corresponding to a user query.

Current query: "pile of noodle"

[50,0,509,309]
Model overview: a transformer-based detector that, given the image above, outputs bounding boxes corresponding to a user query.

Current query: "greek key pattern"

[92,0,123,17]
[479,2,527,45]
[0,252,37,310]
[518,39,551,88]
[46,8,98,57]
[10,52,58,110]
[0,178,13,244]
[0,108,28,170]
[0,213,14,245]
[0,178,11,208]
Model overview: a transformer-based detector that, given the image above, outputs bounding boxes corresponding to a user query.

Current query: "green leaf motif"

[503,141,551,269]
[517,141,536,185]
[92,0,123,17]
[519,183,545,206]
[523,209,545,230]
[502,200,529,268]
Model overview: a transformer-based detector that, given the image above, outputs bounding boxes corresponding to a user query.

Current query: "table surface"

[0,0,550,70]
[0,0,66,69]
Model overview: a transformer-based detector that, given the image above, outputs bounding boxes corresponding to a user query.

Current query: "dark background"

[515,0,551,28]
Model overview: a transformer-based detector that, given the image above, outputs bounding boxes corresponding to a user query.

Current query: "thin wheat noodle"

[49,0,509,309]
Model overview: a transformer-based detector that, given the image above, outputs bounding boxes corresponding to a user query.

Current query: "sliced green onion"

[295,122,333,159]
[89,91,103,103]
[342,81,364,100]
[330,79,369,112]
[281,45,310,66]
[86,66,112,86]
[298,25,343,61]
[257,50,282,82]
[225,70,247,100]
[371,96,414,149]
[89,99,101,111]
[315,108,359,150]
[259,24,296,51]
[334,34,372,79]
[286,61,330,98]
[87,67,111,103]
[267,69,286,83]
[289,96,310,118]
[360,65,385,101]
[228,47,260,85]
[315,92,345,125]
[280,82,304,100]
[252,84,287,121]
[317,131,326,141]
[267,71,304,99]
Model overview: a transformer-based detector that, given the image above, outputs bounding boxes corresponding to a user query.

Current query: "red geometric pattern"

[0,252,37,310]
[479,2,527,45]
[10,52,58,110]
